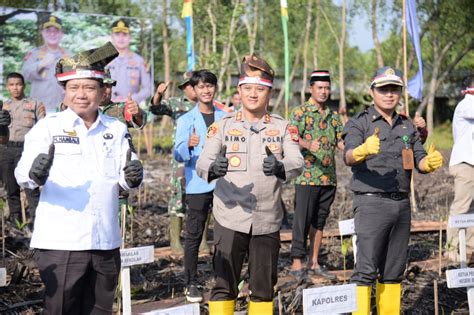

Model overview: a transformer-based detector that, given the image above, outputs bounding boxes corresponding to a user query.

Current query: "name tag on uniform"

[402,148,414,170]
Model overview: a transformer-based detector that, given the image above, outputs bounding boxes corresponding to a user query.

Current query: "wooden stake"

[278,291,282,315]
[434,280,438,315]
[438,216,443,276]
[20,190,27,225]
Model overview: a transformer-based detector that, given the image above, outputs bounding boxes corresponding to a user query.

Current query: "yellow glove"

[423,143,443,172]
[352,128,380,162]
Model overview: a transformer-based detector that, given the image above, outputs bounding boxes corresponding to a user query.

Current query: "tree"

[415,0,474,131]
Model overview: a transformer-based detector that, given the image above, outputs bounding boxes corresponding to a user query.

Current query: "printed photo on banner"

[0,7,153,112]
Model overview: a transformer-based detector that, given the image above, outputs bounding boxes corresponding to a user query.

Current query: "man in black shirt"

[343,67,443,315]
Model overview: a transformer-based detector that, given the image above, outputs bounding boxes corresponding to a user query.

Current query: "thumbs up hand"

[422,143,443,173]
[413,112,426,129]
[29,144,55,186]
[210,145,228,179]
[352,128,381,162]
[123,148,143,188]
[0,101,10,126]
[263,146,285,178]
[188,127,200,148]
[125,93,140,117]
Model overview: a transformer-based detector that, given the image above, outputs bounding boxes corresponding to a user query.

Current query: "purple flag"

[406,0,423,100]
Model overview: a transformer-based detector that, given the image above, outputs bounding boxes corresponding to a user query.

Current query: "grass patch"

[427,121,453,151]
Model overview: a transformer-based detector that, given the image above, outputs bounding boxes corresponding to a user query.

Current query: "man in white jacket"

[15,42,143,314]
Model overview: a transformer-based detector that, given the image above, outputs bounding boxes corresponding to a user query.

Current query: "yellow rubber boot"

[248,300,273,315]
[208,300,235,315]
[353,286,371,315]
[376,282,401,315]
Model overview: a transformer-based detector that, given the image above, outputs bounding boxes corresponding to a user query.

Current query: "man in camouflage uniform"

[21,15,70,113]
[101,70,146,129]
[0,72,46,224]
[149,73,197,255]
[107,19,151,104]
[289,70,344,281]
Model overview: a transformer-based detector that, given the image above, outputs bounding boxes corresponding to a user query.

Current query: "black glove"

[149,104,172,117]
[0,110,11,127]
[29,144,55,186]
[123,149,143,188]
[209,145,228,181]
[263,146,286,180]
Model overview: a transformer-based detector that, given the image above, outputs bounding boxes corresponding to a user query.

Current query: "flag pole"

[280,0,290,119]
[403,0,417,213]
[402,0,409,115]
[182,0,195,71]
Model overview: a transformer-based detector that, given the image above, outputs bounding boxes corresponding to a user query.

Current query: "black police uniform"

[342,105,426,285]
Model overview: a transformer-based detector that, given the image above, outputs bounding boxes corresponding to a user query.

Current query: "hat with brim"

[55,42,118,83]
[42,15,62,30]
[371,66,404,88]
[178,71,193,90]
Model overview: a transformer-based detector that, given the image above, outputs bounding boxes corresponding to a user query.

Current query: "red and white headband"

[56,70,105,82]
[238,76,273,88]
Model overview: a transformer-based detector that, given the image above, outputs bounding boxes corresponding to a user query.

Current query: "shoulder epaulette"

[271,113,285,120]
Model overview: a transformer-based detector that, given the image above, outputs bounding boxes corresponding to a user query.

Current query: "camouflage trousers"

[168,159,186,217]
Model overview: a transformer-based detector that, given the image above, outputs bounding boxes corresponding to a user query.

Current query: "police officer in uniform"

[196,54,303,315]
[150,73,197,255]
[0,72,46,224]
[101,69,147,129]
[343,67,444,315]
[108,19,151,104]
[22,15,70,112]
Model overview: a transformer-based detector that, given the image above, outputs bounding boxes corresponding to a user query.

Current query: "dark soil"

[0,149,470,314]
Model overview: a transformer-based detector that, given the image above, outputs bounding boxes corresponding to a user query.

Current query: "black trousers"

[290,185,336,259]
[35,248,121,315]
[350,194,411,285]
[0,145,40,220]
[184,191,213,285]
[211,221,280,302]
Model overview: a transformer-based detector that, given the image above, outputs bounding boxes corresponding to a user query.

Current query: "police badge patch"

[207,123,218,138]
[287,125,299,142]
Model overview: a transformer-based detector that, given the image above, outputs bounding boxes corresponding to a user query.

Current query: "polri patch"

[53,135,80,144]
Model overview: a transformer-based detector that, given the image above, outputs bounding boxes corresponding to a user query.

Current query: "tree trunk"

[300,0,313,104]
[312,0,320,69]
[338,0,347,123]
[371,0,384,68]
[426,42,441,133]
[207,2,217,54]
[243,0,259,54]
[162,0,170,98]
[217,0,241,95]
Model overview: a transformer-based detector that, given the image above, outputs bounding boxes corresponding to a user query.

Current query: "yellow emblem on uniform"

[63,129,77,137]
[227,129,243,136]
[264,113,271,123]
[236,111,243,121]
[385,68,395,75]
[267,144,280,152]
[207,123,218,138]
[232,143,239,151]
[265,130,280,136]
[229,155,241,167]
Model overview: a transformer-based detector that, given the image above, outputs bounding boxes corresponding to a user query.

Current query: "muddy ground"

[0,149,471,314]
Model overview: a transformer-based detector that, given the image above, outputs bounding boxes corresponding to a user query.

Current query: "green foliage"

[15,218,27,230]
[427,121,453,151]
